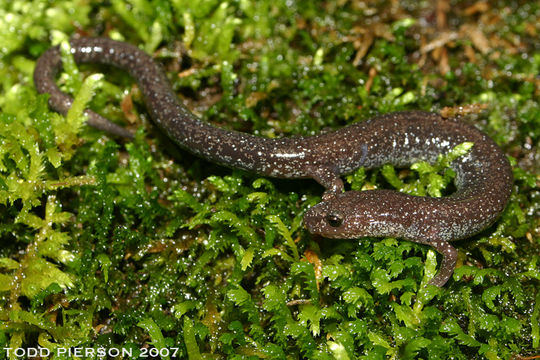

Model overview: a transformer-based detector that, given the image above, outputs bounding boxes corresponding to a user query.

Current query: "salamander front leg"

[310,169,344,200]
[428,240,458,287]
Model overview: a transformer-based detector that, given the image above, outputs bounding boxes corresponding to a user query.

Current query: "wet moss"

[0,0,538,358]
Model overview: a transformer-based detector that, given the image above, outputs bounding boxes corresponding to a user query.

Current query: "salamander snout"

[304,191,381,239]
[304,195,349,238]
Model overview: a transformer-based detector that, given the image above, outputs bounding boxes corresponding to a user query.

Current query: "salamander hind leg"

[427,240,458,287]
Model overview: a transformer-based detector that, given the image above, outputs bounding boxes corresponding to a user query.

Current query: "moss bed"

[0,0,538,359]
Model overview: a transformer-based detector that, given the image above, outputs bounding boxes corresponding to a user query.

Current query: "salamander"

[34,38,513,286]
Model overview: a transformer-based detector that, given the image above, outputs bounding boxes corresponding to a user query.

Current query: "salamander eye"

[325,212,343,227]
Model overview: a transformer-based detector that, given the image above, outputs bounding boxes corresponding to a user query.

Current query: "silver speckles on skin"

[34,38,513,287]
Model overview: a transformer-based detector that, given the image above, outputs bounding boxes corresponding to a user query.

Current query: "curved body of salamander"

[34,37,372,194]
[34,38,513,286]
[304,112,513,286]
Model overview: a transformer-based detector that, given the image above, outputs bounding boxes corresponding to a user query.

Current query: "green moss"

[0,0,538,358]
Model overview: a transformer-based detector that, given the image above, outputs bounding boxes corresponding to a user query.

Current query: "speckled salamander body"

[34,37,371,195]
[304,111,513,286]
[34,38,513,287]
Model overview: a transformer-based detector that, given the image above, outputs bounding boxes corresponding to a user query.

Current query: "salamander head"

[304,191,381,239]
